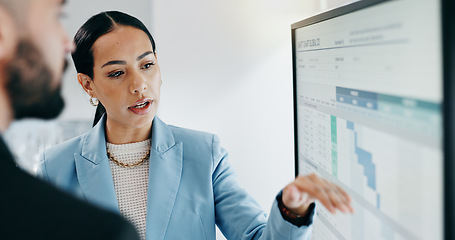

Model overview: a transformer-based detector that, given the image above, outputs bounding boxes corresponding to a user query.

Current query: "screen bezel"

[291,0,452,239]
[442,0,454,239]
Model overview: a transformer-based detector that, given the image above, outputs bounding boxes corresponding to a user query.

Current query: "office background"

[6,0,355,239]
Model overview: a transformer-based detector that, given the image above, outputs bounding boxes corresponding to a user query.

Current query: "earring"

[89,97,99,107]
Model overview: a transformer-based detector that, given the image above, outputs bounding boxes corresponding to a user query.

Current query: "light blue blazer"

[39,115,313,240]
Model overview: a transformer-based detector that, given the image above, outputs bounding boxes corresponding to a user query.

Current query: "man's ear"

[77,73,96,97]
[0,6,17,62]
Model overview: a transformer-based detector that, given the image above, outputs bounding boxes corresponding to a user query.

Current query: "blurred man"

[0,0,139,239]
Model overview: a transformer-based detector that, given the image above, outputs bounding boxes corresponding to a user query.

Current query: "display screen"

[292,0,443,239]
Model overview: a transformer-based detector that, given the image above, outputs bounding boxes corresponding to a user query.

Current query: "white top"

[107,139,151,240]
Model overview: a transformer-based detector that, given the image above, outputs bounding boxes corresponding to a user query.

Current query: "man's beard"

[5,40,66,120]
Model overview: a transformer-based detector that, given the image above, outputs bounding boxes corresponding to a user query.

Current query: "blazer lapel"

[145,117,183,239]
[74,116,119,213]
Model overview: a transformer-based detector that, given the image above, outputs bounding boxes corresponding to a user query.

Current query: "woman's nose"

[130,74,147,94]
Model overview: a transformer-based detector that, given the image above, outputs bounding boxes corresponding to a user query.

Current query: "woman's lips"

[128,98,153,115]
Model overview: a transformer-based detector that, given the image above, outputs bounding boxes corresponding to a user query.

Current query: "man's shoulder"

[0,161,139,240]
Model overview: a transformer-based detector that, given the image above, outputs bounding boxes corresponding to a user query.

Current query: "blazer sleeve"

[211,134,313,240]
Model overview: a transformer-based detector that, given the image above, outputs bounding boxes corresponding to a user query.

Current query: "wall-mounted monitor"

[292,0,454,239]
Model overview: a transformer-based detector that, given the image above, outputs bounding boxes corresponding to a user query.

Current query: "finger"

[326,186,350,213]
[312,178,348,213]
[323,180,354,213]
[311,186,336,213]
[304,176,338,213]
[325,181,351,202]
[333,184,354,212]
[322,179,354,213]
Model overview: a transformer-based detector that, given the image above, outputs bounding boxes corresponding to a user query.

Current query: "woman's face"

[87,26,161,130]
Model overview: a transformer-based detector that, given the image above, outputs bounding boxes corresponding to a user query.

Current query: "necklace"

[106,148,151,168]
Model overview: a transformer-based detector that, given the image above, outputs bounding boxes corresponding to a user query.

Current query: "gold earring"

[89,97,99,107]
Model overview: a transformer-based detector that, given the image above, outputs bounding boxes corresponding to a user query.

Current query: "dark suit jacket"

[0,135,140,240]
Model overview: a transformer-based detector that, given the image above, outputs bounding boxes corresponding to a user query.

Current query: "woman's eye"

[108,71,124,78]
[142,62,156,70]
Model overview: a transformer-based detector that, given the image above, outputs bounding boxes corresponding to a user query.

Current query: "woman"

[39,11,353,240]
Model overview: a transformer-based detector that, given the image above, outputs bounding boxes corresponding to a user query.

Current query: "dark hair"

[71,11,156,127]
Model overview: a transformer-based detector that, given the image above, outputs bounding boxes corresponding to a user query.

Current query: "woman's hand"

[282,173,354,216]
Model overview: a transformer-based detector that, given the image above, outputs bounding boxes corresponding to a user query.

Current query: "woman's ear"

[77,73,95,96]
